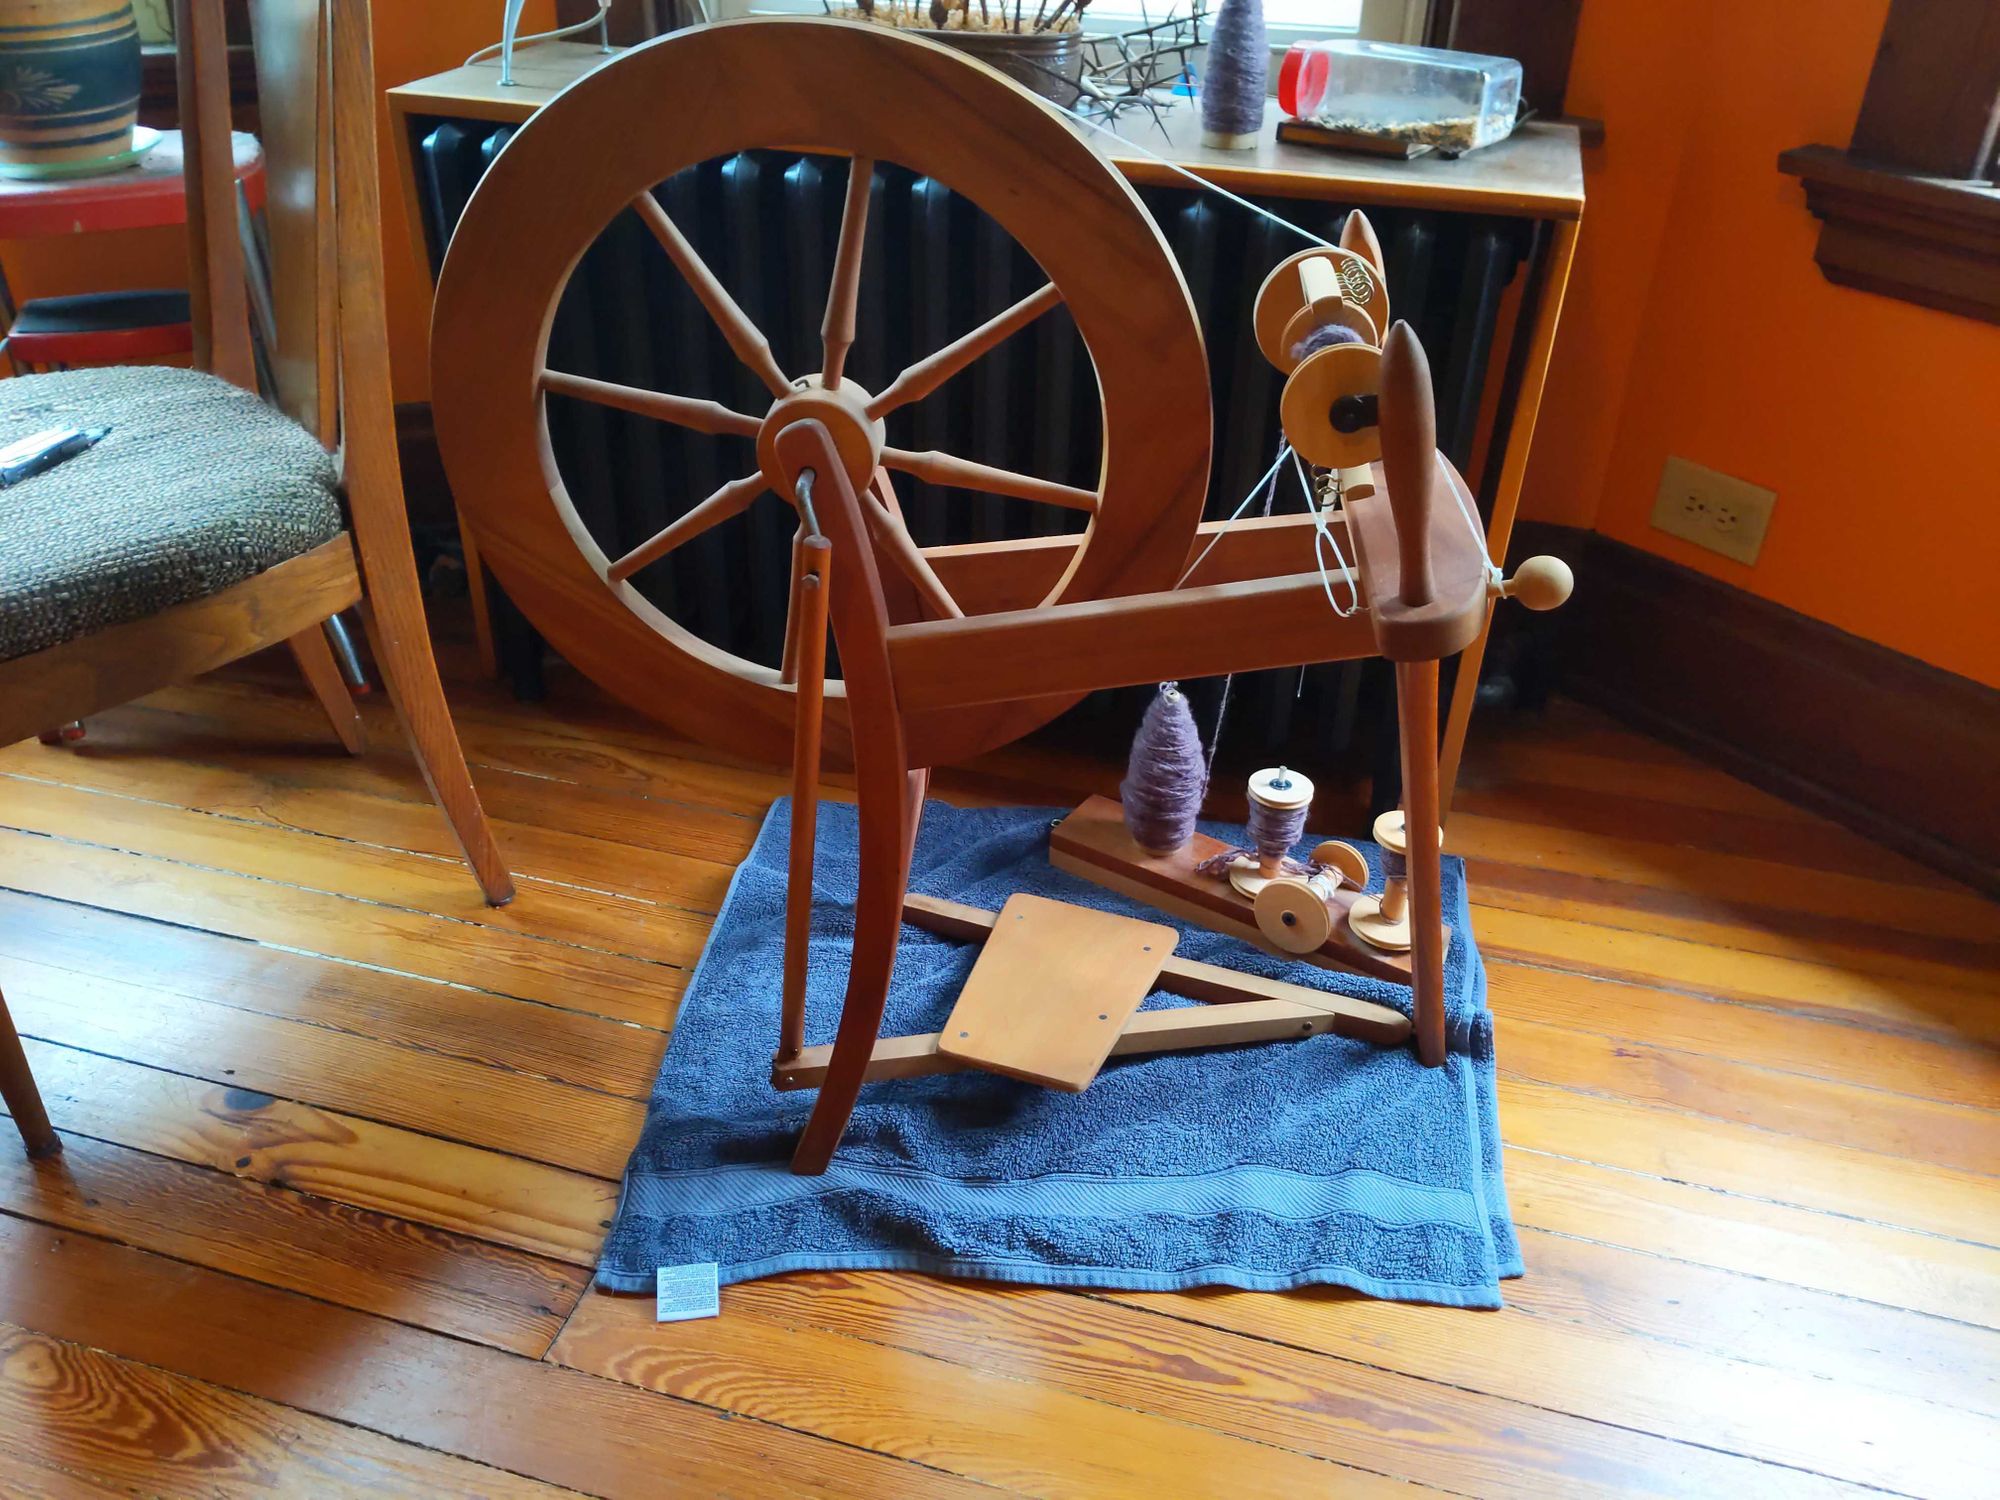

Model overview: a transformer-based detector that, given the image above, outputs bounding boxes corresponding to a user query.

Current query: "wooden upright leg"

[789,753,917,1174]
[1396,659,1447,1067]
[779,536,832,1065]
[288,620,366,755]
[0,981,59,1159]
[774,419,914,1176]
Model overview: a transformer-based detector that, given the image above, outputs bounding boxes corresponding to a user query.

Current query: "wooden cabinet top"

[388,39,1584,223]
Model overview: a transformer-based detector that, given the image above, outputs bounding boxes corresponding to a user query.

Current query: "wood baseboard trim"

[1524,523,2000,897]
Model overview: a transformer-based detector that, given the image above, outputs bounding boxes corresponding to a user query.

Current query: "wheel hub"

[757,375,884,506]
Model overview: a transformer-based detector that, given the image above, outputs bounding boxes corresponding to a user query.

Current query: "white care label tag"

[655,1263,720,1323]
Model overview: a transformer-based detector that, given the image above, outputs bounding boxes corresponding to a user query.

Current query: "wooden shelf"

[388,39,1584,222]
[1779,144,2000,325]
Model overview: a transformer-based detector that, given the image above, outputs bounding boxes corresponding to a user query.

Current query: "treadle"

[935,893,1176,1091]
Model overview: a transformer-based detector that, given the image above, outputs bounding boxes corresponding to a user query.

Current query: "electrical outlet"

[1650,456,1776,566]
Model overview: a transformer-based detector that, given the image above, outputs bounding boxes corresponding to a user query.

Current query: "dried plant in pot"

[837,0,1089,107]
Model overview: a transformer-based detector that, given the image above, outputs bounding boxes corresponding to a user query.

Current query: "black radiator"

[415,120,1532,771]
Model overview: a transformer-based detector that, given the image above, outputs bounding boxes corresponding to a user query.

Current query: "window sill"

[1778,144,2000,325]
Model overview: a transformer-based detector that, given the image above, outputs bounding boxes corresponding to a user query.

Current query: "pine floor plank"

[0,1217,999,1500]
[1487,958,2000,1107]
[151,676,798,818]
[4,960,647,1178]
[1498,1074,1998,1246]
[1496,1013,2000,1178]
[1476,903,2000,1040]
[720,1271,1868,1500]
[0,1131,586,1355]
[0,774,714,970]
[1502,1227,2000,1418]
[0,823,689,1024]
[1099,1284,1996,1496]
[0,889,664,1097]
[9,1040,616,1264]
[1473,863,2000,984]
[1505,1147,2000,1329]
[0,735,739,915]
[0,1322,585,1498]
[1452,807,2000,943]
[551,1285,1427,1500]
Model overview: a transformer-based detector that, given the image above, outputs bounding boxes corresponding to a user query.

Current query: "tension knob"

[1497,555,1573,611]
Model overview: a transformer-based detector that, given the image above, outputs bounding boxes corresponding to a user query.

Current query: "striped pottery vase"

[0,1,141,176]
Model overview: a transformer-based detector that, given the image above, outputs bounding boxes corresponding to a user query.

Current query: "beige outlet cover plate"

[1651,455,1776,566]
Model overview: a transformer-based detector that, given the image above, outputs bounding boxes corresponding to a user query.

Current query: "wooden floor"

[1,638,1996,1499]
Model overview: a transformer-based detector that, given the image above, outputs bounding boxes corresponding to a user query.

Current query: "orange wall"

[1522,0,2000,689]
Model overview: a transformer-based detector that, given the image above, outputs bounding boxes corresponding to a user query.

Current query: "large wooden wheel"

[433,18,1213,767]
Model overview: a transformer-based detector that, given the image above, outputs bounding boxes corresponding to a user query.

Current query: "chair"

[0,0,513,1159]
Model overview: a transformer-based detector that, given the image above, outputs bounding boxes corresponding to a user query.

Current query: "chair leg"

[358,597,514,907]
[289,620,366,755]
[0,982,60,1159]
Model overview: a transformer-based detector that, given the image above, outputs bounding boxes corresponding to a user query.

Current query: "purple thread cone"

[1121,683,1206,854]
[1201,0,1268,147]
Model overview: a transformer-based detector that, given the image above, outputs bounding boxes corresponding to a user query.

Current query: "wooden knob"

[1377,322,1437,610]
[1500,555,1573,611]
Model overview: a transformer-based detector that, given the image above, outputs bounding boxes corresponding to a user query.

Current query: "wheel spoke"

[882,447,1098,513]
[864,470,962,620]
[869,463,905,524]
[542,369,762,438]
[606,472,768,583]
[821,157,873,391]
[632,191,791,397]
[866,282,1062,419]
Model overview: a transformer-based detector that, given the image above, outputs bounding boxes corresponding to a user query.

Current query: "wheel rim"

[433,18,1212,767]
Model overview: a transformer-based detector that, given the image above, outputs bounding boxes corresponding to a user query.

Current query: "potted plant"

[837,0,1091,106]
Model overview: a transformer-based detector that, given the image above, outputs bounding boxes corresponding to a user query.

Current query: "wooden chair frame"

[1,0,512,1158]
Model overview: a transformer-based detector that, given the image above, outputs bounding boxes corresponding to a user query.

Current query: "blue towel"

[598,799,1521,1306]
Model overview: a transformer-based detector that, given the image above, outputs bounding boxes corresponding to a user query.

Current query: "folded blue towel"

[598,798,1520,1306]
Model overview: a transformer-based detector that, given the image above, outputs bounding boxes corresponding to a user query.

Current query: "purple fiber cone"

[1121,684,1206,854]
[1201,0,1268,146]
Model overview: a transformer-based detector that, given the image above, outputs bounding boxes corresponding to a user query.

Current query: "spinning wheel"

[434,18,1577,1176]
[432,18,1213,768]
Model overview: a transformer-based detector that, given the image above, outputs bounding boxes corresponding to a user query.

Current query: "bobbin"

[1227,765,1315,899]
[1348,809,1443,953]
[1253,247,1390,370]
[1251,837,1370,955]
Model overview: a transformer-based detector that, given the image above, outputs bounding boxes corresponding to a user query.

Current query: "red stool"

[0,130,265,373]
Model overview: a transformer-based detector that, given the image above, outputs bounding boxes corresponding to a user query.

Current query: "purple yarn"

[1121,682,1206,854]
[1200,0,1268,142]
[1289,320,1364,363]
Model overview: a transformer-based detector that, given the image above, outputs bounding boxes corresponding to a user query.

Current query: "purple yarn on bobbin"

[1121,682,1206,854]
[1290,320,1364,363]
[1200,0,1268,148]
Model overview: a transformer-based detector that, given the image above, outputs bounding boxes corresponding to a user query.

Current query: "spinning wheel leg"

[777,419,918,1175]
[1396,659,1447,1067]
[779,534,832,1065]
[790,751,918,1174]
